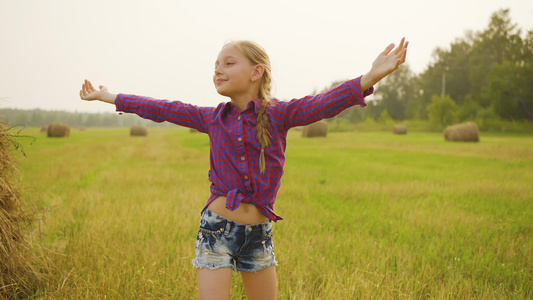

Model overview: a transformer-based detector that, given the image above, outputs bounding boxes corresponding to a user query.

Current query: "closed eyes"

[214,62,235,70]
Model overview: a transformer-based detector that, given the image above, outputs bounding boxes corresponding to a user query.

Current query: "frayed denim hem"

[192,259,238,273]
[237,260,278,273]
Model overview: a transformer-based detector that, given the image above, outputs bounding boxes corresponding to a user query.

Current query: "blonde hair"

[223,40,272,174]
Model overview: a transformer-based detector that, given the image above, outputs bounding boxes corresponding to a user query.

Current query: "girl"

[80,38,408,300]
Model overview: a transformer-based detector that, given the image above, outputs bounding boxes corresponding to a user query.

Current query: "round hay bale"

[393,124,407,135]
[302,120,328,138]
[443,121,480,142]
[0,120,46,297]
[130,125,148,136]
[47,122,70,137]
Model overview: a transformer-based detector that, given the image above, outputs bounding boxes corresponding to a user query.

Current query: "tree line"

[332,9,532,131]
[0,108,174,128]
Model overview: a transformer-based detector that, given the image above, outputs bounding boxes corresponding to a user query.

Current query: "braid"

[256,75,272,174]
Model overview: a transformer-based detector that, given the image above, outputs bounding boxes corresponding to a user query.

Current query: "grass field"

[12,127,533,299]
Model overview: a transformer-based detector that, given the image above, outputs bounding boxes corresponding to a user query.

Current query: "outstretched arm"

[79,80,117,104]
[360,37,409,91]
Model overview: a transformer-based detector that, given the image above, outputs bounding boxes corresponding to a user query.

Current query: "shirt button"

[244,175,249,180]
[241,156,245,161]
[238,116,241,120]
[248,227,253,232]
[238,137,242,142]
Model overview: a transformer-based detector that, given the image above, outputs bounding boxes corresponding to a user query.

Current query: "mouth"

[215,78,227,84]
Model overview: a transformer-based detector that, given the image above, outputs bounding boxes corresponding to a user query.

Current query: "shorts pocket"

[197,222,227,256]
[260,226,274,256]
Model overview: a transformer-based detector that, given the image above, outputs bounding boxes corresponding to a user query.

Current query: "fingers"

[381,43,395,56]
[393,37,406,55]
[80,79,95,100]
[392,38,408,65]
[401,41,409,62]
[87,80,95,91]
[382,37,408,59]
[82,80,90,94]
[399,37,405,50]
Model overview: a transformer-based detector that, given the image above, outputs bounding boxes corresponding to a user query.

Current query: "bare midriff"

[207,196,269,225]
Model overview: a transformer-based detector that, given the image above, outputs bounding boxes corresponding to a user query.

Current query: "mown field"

[13,127,533,299]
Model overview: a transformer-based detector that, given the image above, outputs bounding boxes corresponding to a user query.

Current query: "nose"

[214,65,222,75]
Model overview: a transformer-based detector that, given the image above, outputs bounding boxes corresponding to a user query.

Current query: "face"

[213,45,256,98]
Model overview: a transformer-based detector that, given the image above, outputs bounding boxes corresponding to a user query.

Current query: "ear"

[251,64,265,82]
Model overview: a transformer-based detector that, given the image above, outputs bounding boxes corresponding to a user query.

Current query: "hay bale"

[302,120,328,138]
[40,125,48,133]
[130,125,148,136]
[443,121,480,142]
[393,124,407,135]
[0,120,46,298]
[47,122,70,138]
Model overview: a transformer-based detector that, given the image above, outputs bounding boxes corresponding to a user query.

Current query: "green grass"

[12,127,533,299]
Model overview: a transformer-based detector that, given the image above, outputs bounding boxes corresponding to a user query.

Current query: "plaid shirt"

[115,76,373,221]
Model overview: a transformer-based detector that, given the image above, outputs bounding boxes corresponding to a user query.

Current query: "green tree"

[417,9,529,122]
[30,110,45,126]
[469,9,525,106]
[14,112,29,126]
[101,113,120,127]
[374,64,415,121]
[427,95,457,129]
[457,95,480,122]
[84,113,101,127]
[377,109,393,125]
[482,60,533,120]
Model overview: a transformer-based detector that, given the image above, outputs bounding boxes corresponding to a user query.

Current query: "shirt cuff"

[363,86,374,97]
[350,76,374,107]
[357,75,374,97]
[115,93,125,112]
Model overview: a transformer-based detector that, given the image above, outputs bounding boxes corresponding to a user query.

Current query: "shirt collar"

[221,98,262,118]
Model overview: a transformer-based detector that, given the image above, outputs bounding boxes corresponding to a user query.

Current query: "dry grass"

[393,124,407,135]
[10,128,533,299]
[0,121,49,298]
[130,125,148,136]
[443,121,479,142]
[302,120,328,137]
[47,122,70,138]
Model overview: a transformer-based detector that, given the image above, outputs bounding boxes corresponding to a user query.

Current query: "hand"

[79,80,116,104]
[361,38,409,90]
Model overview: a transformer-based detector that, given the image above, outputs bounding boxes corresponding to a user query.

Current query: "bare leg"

[197,268,233,300]
[240,266,277,300]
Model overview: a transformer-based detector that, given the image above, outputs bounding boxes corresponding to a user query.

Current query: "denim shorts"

[192,208,277,272]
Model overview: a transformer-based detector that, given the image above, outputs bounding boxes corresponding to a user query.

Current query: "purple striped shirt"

[115,76,373,221]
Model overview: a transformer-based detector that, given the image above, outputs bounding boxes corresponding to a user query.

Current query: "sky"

[1,0,532,113]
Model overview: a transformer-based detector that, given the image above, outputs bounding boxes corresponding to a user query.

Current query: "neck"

[231,93,258,112]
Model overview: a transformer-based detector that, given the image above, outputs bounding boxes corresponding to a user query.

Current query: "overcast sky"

[1,0,532,113]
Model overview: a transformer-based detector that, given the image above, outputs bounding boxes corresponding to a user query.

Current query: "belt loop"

[262,222,268,237]
[224,221,231,236]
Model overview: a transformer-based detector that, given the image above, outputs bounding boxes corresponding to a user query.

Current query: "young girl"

[80,38,408,300]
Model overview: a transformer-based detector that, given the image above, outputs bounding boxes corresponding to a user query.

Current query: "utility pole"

[441,62,448,99]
